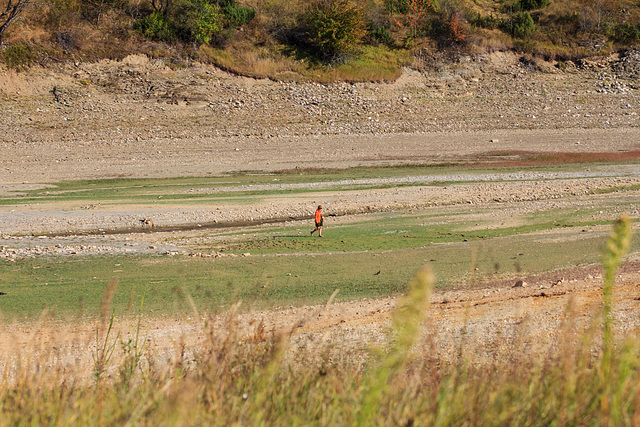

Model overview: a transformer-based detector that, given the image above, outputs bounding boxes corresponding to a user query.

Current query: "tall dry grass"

[0,216,637,425]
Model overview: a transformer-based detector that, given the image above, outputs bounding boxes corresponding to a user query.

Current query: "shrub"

[514,11,535,38]
[385,0,410,14]
[369,26,394,46]
[610,23,640,44]
[218,0,255,28]
[469,12,499,30]
[302,0,367,60]
[134,11,177,42]
[501,11,535,39]
[516,0,549,11]
[384,0,439,14]
[393,0,437,46]
[173,0,223,44]
[446,11,468,43]
[135,0,222,44]
[426,11,469,47]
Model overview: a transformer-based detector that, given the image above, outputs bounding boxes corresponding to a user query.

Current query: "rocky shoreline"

[1,52,639,374]
[2,50,639,146]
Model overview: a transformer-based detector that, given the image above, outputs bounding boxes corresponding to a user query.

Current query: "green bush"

[384,0,438,14]
[515,0,549,11]
[135,0,222,44]
[514,11,535,38]
[385,0,410,14]
[501,11,534,39]
[302,0,367,60]
[174,0,223,44]
[469,13,500,30]
[134,12,177,42]
[370,26,395,46]
[220,0,256,28]
[610,23,640,44]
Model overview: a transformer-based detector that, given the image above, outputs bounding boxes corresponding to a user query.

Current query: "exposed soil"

[1,50,640,375]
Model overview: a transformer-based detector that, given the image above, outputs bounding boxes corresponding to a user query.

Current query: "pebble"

[513,280,527,288]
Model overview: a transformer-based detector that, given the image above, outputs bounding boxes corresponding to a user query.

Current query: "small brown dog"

[139,218,154,228]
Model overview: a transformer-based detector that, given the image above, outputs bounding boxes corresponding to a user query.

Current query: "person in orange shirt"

[311,205,324,237]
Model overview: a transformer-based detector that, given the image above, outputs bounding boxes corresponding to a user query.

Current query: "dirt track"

[1,51,640,372]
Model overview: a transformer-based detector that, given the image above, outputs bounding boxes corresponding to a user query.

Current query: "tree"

[81,0,127,25]
[512,11,534,38]
[577,0,617,32]
[446,11,468,43]
[0,0,31,42]
[393,0,438,45]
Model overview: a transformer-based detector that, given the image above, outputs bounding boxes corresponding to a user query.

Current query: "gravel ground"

[0,173,638,238]
[1,50,639,183]
[1,50,640,374]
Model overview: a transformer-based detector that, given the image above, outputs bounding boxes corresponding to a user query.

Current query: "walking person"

[311,205,324,237]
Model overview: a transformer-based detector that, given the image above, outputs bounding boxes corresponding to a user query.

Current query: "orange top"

[315,209,323,223]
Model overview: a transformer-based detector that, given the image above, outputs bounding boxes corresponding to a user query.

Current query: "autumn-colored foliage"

[394,0,437,41]
[447,11,468,43]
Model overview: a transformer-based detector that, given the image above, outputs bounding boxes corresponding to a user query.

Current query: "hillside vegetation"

[1,0,640,81]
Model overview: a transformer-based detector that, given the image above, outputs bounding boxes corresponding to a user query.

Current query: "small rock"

[513,280,527,288]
